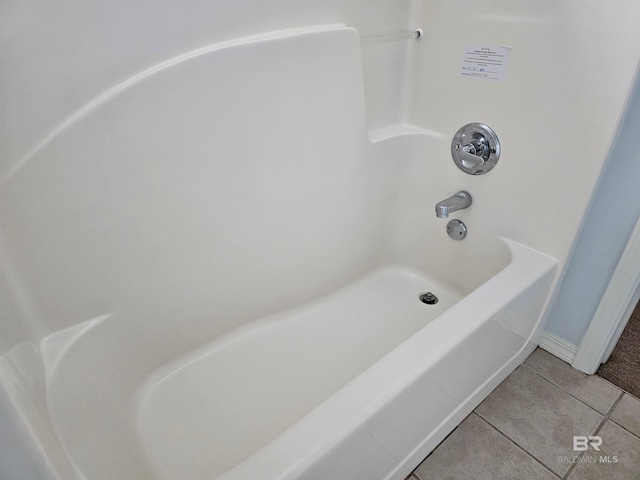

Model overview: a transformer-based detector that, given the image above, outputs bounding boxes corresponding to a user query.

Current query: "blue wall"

[545,69,640,347]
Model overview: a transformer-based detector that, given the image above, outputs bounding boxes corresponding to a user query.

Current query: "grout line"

[560,449,586,479]
[597,376,640,400]
[411,360,639,480]
[521,362,620,416]
[522,360,640,440]
[607,418,640,440]
[600,392,640,441]
[591,391,623,437]
[560,390,625,479]
[606,391,625,418]
[475,362,630,479]
[472,412,562,479]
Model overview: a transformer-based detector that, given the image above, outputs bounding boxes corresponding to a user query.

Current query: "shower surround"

[1,1,639,479]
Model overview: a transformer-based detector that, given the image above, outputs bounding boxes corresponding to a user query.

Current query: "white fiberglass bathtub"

[39,239,555,480]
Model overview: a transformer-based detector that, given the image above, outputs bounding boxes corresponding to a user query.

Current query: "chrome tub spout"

[435,191,472,218]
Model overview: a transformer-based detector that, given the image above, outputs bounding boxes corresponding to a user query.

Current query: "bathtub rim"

[209,237,558,480]
[23,236,557,480]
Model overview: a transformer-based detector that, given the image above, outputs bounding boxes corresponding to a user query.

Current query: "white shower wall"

[407,0,640,266]
[1,0,416,350]
[7,1,639,350]
[1,0,415,181]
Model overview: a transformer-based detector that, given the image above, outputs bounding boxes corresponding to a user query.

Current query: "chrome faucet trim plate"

[451,123,500,175]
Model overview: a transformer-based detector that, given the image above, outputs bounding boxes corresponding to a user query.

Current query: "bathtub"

[0,21,560,480]
[37,238,555,480]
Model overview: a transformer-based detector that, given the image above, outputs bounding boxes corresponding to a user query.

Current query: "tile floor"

[407,348,640,480]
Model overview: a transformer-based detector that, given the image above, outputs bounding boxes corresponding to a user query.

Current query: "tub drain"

[419,292,438,305]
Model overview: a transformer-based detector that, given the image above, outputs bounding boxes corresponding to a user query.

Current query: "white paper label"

[461,44,511,82]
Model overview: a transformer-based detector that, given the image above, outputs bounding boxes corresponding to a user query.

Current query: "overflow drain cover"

[419,292,438,305]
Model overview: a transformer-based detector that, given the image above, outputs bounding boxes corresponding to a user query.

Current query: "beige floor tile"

[475,366,603,477]
[567,420,640,480]
[413,413,557,480]
[524,348,622,414]
[610,393,640,438]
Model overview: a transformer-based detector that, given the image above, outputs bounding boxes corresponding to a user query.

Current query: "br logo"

[573,435,602,451]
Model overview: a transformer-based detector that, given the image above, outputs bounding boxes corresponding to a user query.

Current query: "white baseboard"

[539,330,579,364]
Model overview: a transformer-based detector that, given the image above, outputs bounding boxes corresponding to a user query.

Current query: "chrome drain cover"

[419,292,438,305]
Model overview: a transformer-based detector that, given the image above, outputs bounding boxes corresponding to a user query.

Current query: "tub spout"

[435,191,472,218]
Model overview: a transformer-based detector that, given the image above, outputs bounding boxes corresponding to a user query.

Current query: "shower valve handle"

[456,142,486,166]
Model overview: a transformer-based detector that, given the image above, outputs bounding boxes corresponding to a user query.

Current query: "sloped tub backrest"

[0,25,394,345]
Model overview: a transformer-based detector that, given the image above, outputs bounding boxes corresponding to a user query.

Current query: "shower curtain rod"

[360,28,422,43]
